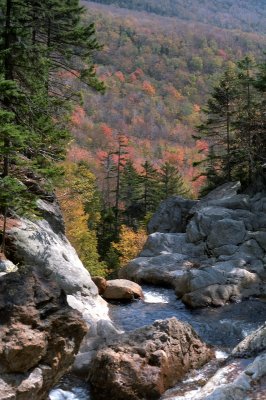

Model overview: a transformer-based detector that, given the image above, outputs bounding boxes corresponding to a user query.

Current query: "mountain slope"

[87,0,266,34]
[67,2,266,193]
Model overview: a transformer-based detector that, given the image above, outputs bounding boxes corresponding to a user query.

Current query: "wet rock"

[232,323,266,357]
[165,323,266,400]
[89,317,214,400]
[0,270,87,400]
[148,196,197,234]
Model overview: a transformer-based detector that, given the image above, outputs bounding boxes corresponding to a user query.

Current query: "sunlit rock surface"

[2,198,118,396]
[120,182,266,307]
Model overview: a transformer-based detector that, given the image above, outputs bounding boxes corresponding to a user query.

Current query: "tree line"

[195,55,266,193]
[0,0,103,252]
[97,136,189,268]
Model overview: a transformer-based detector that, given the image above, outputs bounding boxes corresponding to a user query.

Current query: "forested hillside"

[57,1,265,273]
[87,0,266,33]
[71,1,265,192]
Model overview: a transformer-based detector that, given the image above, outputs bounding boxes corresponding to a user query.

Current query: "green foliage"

[0,176,35,214]
[160,161,189,199]
[197,56,266,191]
[0,0,104,253]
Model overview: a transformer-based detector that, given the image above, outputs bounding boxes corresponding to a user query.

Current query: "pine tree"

[160,161,189,200]
[112,134,128,234]
[140,161,161,215]
[196,66,238,184]
[120,160,142,226]
[234,56,258,184]
[0,0,104,252]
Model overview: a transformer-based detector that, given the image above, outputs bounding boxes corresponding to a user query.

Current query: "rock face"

[148,196,197,234]
[3,197,119,387]
[170,323,266,400]
[0,270,87,400]
[102,279,144,301]
[89,317,214,400]
[120,182,266,307]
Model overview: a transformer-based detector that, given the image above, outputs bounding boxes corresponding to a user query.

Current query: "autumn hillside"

[69,1,265,192]
[86,0,266,34]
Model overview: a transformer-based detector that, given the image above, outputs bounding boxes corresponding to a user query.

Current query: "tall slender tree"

[197,66,238,184]
[140,160,161,215]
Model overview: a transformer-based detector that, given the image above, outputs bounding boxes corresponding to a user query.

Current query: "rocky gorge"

[120,181,266,308]
[0,181,265,399]
[0,195,121,399]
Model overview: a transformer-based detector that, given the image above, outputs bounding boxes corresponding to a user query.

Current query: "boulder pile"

[120,182,266,307]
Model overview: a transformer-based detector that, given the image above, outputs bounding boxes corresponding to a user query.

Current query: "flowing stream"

[49,285,266,400]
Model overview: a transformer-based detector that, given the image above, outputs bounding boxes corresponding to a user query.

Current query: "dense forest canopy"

[71,2,265,194]
[86,0,266,34]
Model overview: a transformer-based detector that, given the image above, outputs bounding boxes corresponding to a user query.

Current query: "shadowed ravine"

[49,285,266,400]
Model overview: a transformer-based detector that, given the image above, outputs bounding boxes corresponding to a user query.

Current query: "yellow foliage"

[57,162,107,277]
[113,225,147,266]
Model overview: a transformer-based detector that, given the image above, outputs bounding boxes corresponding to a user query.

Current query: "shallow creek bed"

[49,285,266,400]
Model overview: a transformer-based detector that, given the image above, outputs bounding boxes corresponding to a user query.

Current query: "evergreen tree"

[160,161,189,199]
[120,160,142,226]
[140,161,161,215]
[196,66,238,184]
[112,134,128,234]
[255,58,266,92]
[0,0,104,252]
[234,56,258,184]
[196,56,265,191]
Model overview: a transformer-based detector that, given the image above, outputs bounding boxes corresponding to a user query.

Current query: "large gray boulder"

[232,322,266,357]
[119,253,196,285]
[148,196,197,234]
[189,181,241,214]
[89,318,214,400]
[140,232,205,258]
[120,183,266,308]
[207,218,246,249]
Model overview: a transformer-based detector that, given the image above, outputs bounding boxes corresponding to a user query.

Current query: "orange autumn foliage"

[71,106,86,126]
[142,80,156,96]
